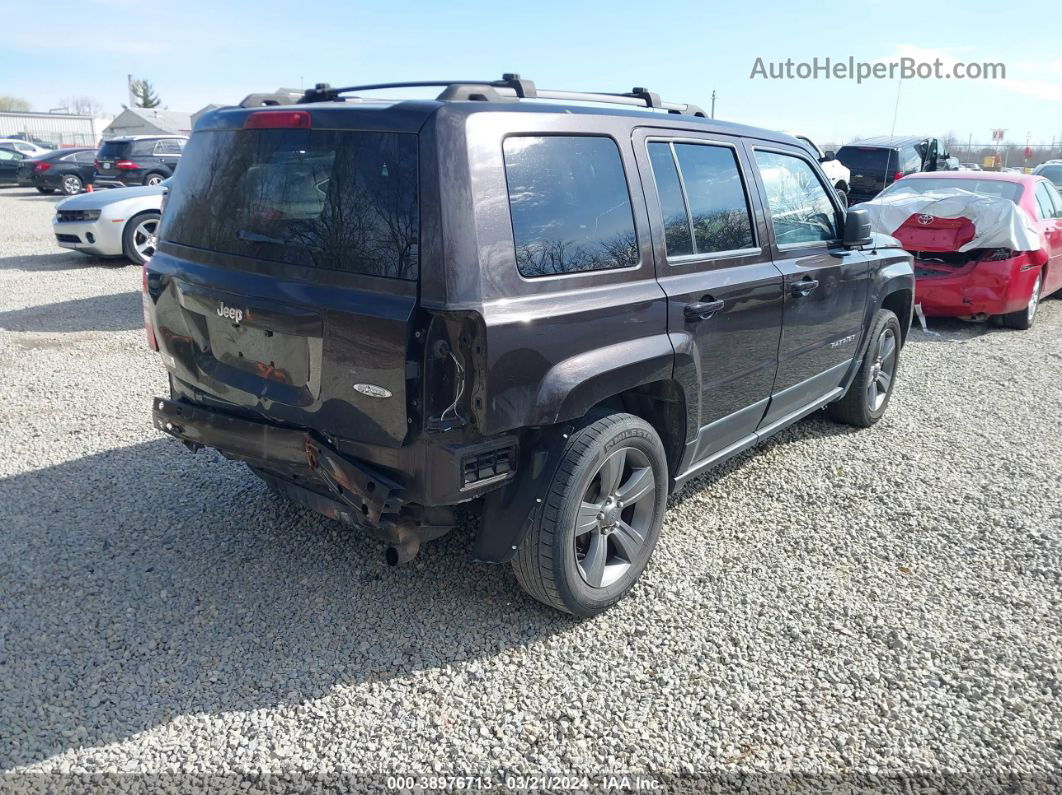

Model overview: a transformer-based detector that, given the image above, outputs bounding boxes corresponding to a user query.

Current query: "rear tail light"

[93,159,101,169]
[981,248,1015,262]
[243,110,312,129]
[892,171,904,182]
[142,263,159,351]
[34,162,52,173]
[115,160,139,170]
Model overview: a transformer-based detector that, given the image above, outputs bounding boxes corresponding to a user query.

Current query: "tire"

[1001,270,1043,330]
[60,173,83,195]
[122,211,160,265]
[143,172,166,186]
[828,309,902,427]
[36,186,56,194]
[511,412,669,617]
[835,186,849,209]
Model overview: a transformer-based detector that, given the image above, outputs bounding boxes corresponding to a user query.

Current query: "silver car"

[52,182,166,265]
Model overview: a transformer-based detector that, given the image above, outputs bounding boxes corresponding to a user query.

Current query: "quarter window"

[754,151,838,246]
[503,135,638,277]
[647,141,755,258]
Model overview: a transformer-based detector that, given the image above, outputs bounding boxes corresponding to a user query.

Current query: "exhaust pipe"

[385,540,420,566]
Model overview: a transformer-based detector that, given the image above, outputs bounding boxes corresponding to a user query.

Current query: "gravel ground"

[1,186,1060,789]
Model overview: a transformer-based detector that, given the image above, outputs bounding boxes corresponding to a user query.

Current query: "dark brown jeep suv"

[145,75,914,615]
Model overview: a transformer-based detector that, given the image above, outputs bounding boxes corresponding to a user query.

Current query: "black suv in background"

[146,76,914,615]
[94,135,187,188]
[837,135,951,203]
[17,148,97,195]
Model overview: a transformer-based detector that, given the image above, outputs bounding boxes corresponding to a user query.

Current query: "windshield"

[161,128,419,279]
[880,178,1023,204]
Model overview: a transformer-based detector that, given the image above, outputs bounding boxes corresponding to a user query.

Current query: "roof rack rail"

[296,73,707,117]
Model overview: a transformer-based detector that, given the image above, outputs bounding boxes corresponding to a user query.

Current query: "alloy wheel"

[574,446,657,589]
[1027,273,1042,326]
[146,175,164,186]
[62,175,82,195]
[866,326,898,412]
[133,218,158,260]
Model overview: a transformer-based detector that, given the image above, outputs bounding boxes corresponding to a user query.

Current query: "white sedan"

[52,182,166,265]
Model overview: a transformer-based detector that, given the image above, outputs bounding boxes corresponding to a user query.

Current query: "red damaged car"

[865,172,1062,329]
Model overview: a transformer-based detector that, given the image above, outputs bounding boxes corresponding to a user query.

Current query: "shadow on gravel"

[0,252,123,273]
[0,291,141,333]
[0,439,573,769]
[668,411,861,511]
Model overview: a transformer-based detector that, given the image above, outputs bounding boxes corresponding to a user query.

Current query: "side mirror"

[823,150,836,161]
[843,208,873,249]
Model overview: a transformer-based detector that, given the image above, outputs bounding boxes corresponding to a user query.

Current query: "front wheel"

[122,211,160,265]
[511,413,668,616]
[828,309,902,427]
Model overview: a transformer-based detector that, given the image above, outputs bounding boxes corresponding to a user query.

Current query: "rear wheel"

[828,309,902,427]
[1001,271,1043,330]
[122,211,160,265]
[511,413,668,616]
[143,172,166,186]
[60,174,83,195]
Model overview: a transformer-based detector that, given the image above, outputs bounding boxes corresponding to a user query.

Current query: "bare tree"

[60,96,104,116]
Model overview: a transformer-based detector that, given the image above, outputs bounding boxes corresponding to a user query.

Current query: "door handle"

[790,278,820,297]
[684,299,725,321]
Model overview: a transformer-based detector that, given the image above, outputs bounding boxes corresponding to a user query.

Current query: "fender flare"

[525,333,678,427]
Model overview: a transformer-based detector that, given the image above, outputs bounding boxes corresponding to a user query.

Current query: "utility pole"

[127,74,135,107]
[710,90,716,119]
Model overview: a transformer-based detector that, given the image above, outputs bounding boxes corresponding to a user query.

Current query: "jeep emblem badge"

[353,383,393,399]
[217,301,244,324]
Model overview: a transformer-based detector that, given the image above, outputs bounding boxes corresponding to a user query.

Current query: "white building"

[0,111,110,149]
[102,108,193,139]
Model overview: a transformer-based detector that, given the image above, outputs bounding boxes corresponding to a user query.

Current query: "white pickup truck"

[789,133,851,206]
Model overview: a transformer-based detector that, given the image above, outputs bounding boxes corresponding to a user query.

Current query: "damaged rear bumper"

[152,397,404,527]
[915,259,1040,317]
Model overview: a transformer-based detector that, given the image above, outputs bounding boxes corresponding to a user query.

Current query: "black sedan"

[0,146,25,185]
[17,148,97,195]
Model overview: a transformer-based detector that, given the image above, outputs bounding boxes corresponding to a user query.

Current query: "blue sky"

[2,0,1060,147]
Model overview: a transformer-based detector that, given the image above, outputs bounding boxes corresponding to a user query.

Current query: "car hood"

[56,184,165,211]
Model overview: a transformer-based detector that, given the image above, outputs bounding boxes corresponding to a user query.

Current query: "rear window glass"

[97,140,132,159]
[161,129,419,279]
[836,146,898,174]
[881,178,1023,204]
[503,135,638,278]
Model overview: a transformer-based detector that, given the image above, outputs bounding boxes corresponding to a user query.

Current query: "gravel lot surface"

[1,187,1060,789]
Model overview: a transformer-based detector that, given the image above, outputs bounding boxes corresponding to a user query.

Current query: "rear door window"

[502,135,638,277]
[162,128,419,279]
[646,141,755,258]
[1035,182,1055,220]
[754,150,838,246]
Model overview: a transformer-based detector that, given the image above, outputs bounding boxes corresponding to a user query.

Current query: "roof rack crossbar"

[295,74,707,117]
